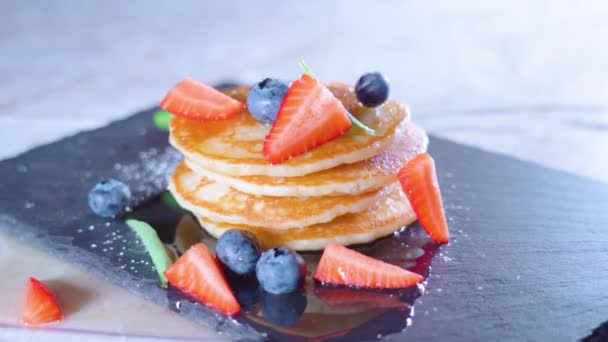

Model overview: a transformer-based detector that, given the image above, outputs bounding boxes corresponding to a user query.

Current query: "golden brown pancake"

[169,84,408,177]
[185,123,428,197]
[169,162,385,230]
[193,183,416,251]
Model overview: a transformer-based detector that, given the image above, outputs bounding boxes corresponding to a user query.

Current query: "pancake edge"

[184,158,396,197]
[168,175,382,230]
[169,117,408,177]
[196,214,416,251]
[182,123,429,197]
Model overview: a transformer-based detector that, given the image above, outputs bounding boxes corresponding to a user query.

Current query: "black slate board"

[1,106,607,341]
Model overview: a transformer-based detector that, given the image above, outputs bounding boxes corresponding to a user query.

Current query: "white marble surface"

[1,1,608,341]
[0,235,224,341]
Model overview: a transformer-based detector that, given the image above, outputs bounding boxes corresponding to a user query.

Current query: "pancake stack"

[168,84,428,251]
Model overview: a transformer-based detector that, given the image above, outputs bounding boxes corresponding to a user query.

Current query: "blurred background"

[2,0,608,181]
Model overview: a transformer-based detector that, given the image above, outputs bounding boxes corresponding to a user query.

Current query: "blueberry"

[256,247,306,294]
[87,179,131,218]
[246,78,289,123]
[355,72,390,107]
[261,290,307,327]
[216,229,261,276]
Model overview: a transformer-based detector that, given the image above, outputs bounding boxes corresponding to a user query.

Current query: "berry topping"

[300,59,375,134]
[314,242,423,289]
[263,73,352,164]
[355,72,390,107]
[397,153,450,244]
[216,229,261,276]
[246,78,289,124]
[88,179,131,218]
[23,277,62,326]
[256,247,306,294]
[160,78,244,120]
[126,219,173,287]
[261,290,307,327]
[164,243,241,315]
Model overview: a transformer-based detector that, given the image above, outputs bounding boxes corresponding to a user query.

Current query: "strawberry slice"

[263,74,352,164]
[397,153,450,244]
[22,277,62,326]
[164,243,240,315]
[160,78,244,120]
[313,242,423,289]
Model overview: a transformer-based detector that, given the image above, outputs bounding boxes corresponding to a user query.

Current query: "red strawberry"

[398,153,450,244]
[313,242,423,289]
[263,74,352,164]
[22,277,62,326]
[160,78,244,120]
[164,243,240,315]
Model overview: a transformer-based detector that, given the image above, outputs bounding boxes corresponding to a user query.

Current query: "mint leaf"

[298,58,316,78]
[347,112,376,135]
[153,110,172,131]
[126,219,173,287]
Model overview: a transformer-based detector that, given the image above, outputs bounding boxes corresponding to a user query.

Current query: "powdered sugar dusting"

[115,146,182,201]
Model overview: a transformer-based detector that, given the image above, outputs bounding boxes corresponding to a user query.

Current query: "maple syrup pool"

[125,192,439,341]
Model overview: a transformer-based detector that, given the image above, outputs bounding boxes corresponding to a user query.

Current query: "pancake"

[169,84,408,177]
[194,183,416,251]
[169,161,384,230]
[185,123,428,197]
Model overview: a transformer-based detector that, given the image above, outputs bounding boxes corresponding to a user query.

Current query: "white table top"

[2,1,607,341]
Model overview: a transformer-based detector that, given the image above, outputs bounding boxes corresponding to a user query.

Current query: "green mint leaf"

[126,219,173,287]
[153,110,172,131]
[161,191,182,212]
[298,58,316,78]
[347,112,376,135]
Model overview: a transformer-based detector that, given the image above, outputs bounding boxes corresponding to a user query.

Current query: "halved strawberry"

[22,277,62,326]
[263,74,352,164]
[164,243,240,315]
[313,242,423,289]
[397,153,450,244]
[160,78,244,120]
